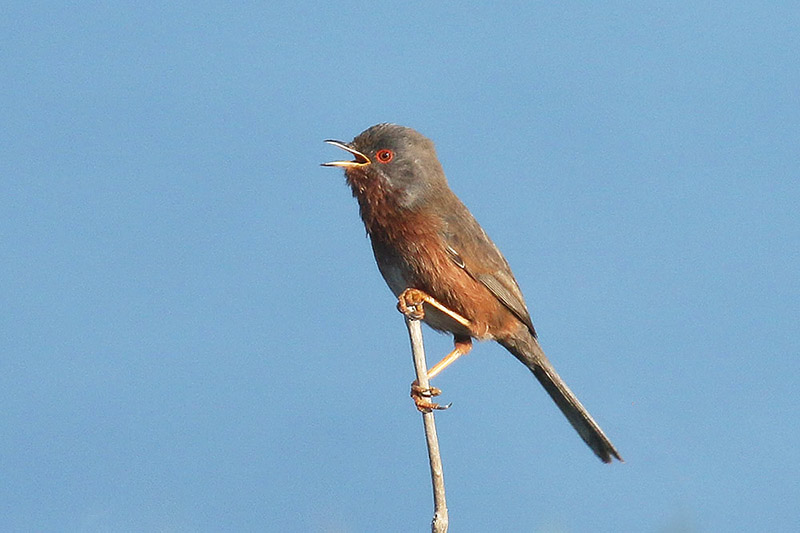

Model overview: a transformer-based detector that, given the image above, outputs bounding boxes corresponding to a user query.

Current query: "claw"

[397,288,427,320]
[411,382,442,398]
[413,397,452,412]
[411,381,450,412]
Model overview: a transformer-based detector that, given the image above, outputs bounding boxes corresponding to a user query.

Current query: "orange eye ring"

[376,149,394,163]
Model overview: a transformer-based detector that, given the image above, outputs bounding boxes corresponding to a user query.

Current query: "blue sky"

[2,2,798,531]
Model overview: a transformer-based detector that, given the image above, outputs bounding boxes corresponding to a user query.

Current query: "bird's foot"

[397,288,427,320]
[410,381,451,412]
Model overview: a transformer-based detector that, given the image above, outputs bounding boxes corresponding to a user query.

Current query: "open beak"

[321,140,371,168]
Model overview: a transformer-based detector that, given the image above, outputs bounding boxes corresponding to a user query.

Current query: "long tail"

[499,332,622,463]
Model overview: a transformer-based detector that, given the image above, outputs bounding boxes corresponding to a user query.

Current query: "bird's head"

[323,123,448,209]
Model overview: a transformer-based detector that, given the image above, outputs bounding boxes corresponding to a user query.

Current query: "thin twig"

[404,316,449,533]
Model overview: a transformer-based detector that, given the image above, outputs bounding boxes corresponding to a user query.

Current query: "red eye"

[376,149,394,163]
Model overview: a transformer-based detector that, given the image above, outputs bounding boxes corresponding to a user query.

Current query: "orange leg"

[410,336,473,412]
[396,289,474,412]
[397,288,471,329]
[427,337,473,380]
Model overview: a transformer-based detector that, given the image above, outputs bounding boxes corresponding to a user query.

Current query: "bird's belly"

[377,258,410,298]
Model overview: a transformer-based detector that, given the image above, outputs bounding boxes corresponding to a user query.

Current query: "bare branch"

[404,316,449,533]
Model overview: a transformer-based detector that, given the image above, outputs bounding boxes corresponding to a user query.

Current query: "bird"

[322,123,621,463]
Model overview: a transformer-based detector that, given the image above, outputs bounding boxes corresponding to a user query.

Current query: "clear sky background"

[2,2,798,532]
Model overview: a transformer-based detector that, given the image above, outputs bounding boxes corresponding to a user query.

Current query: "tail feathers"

[500,333,622,463]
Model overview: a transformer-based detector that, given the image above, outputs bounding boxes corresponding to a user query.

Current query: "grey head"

[323,123,449,209]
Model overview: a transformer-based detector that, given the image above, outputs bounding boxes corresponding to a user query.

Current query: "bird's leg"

[409,338,472,411]
[427,336,473,380]
[397,289,472,411]
[396,288,471,328]
[398,289,473,412]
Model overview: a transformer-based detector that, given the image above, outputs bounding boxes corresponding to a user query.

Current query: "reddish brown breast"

[368,208,521,341]
[346,166,523,341]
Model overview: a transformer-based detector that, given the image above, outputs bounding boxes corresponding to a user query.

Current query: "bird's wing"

[441,204,537,337]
